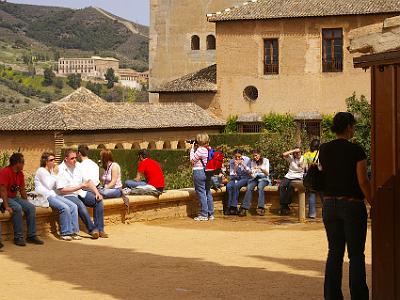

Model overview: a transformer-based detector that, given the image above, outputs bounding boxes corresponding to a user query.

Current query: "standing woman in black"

[319,112,372,300]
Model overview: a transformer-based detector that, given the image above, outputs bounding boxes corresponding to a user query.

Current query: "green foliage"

[67,74,81,89]
[321,115,336,143]
[210,133,264,148]
[224,115,238,133]
[42,67,55,86]
[263,113,296,133]
[86,81,103,96]
[0,152,10,168]
[104,68,118,89]
[54,77,64,89]
[82,149,191,190]
[346,93,371,163]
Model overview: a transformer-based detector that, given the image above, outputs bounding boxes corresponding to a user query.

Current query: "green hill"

[0,2,149,71]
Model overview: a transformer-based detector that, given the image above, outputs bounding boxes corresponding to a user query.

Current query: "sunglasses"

[48,158,55,162]
[69,157,77,161]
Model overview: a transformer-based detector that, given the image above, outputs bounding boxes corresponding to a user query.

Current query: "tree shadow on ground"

[3,239,328,300]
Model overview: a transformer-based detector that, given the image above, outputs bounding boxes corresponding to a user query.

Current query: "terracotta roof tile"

[0,87,225,131]
[151,64,217,93]
[207,0,400,22]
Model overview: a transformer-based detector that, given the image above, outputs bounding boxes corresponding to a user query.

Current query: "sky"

[9,0,150,25]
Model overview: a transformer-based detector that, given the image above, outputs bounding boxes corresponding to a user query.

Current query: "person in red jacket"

[125,150,165,192]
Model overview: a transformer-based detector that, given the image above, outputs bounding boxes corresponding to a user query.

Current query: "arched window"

[206,34,216,50]
[191,35,200,50]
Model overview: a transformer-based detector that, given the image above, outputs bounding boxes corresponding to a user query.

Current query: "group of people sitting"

[190,132,322,221]
[0,146,164,248]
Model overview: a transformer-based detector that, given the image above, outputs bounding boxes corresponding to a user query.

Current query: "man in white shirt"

[57,149,107,239]
[77,144,100,187]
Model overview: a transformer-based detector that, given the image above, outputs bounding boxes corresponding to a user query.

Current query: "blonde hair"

[196,133,210,146]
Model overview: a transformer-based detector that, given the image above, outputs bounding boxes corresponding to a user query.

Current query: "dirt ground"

[0,216,371,300]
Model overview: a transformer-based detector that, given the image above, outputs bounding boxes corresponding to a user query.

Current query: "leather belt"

[323,196,364,202]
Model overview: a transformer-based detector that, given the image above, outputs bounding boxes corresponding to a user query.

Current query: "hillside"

[0,2,149,71]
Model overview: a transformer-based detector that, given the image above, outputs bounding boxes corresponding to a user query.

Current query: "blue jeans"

[323,198,369,300]
[125,180,147,188]
[193,169,214,217]
[99,188,122,199]
[241,177,271,209]
[8,197,36,240]
[48,196,79,236]
[308,192,323,218]
[226,176,249,207]
[66,192,104,232]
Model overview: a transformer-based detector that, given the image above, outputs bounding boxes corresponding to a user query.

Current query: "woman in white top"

[238,149,271,217]
[34,152,80,241]
[279,147,305,215]
[98,150,122,198]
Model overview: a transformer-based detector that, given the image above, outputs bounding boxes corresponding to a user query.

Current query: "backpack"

[200,147,224,174]
[205,148,224,172]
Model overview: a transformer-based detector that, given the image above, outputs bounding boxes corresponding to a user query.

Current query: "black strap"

[312,150,319,163]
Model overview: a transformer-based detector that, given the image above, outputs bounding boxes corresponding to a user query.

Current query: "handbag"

[303,151,324,192]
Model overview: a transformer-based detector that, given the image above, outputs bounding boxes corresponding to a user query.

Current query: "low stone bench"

[0,183,315,240]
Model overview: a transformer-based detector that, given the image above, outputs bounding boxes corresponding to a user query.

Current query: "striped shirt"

[190,146,209,169]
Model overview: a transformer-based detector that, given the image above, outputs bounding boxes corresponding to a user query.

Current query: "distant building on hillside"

[118,69,149,89]
[58,56,119,79]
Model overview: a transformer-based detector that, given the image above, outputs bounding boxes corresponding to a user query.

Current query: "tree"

[43,67,55,86]
[67,74,81,89]
[104,68,118,89]
[86,81,102,96]
[54,77,64,89]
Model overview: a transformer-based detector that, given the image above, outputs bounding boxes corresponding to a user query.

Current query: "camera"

[10,184,20,193]
[185,139,197,145]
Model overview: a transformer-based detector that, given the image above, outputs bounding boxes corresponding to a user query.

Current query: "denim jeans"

[99,188,122,199]
[125,180,147,188]
[226,176,249,207]
[323,198,369,300]
[241,177,271,209]
[65,192,104,233]
[48,195,79,236]
[193,169,214,217]
[8,197,36,240]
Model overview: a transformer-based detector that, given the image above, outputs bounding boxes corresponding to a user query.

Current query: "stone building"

[149,0,243,99]
[0,88,223,174]
[118,69,149,89]
[150,0,400,134]
[58,56,119,79]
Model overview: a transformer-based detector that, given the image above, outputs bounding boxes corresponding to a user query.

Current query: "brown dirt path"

[0,217,371,300]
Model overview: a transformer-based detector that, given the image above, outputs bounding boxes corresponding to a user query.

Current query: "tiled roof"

[0,87,225,131]
[207,0,400,22]
[151,64,217,93]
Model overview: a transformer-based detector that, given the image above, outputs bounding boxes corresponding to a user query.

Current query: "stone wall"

[0,131,55,177]
[158,92,220,114]
[215,14,396,118]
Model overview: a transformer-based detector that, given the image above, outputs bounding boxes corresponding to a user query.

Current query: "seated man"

[125,149,165,192]
[225,149,250,215]
[0,153,44,246]
[77,144,100,187]
[57,149,107,239]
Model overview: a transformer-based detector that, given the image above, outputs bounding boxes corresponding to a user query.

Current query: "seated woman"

[225,149,251,215]
[279,147,305,215]
[34,152,80,241]
[98,150,123,198]
[238,149,271,217]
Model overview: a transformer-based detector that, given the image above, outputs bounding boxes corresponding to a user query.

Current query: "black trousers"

[323,198,369,300]
[279,177,295,206]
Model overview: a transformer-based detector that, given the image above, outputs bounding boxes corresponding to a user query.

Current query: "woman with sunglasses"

[34,152,80,241]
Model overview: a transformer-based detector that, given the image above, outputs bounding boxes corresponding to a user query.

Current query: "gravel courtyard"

[0,217,371,300]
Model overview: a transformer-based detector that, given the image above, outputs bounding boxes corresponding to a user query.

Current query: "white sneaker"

[60,235,72,241]
[71,234,82,240]
[208,215,215,221]
[194,215,208,221]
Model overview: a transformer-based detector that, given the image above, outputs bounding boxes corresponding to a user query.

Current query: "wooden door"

[371,63,400,300]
